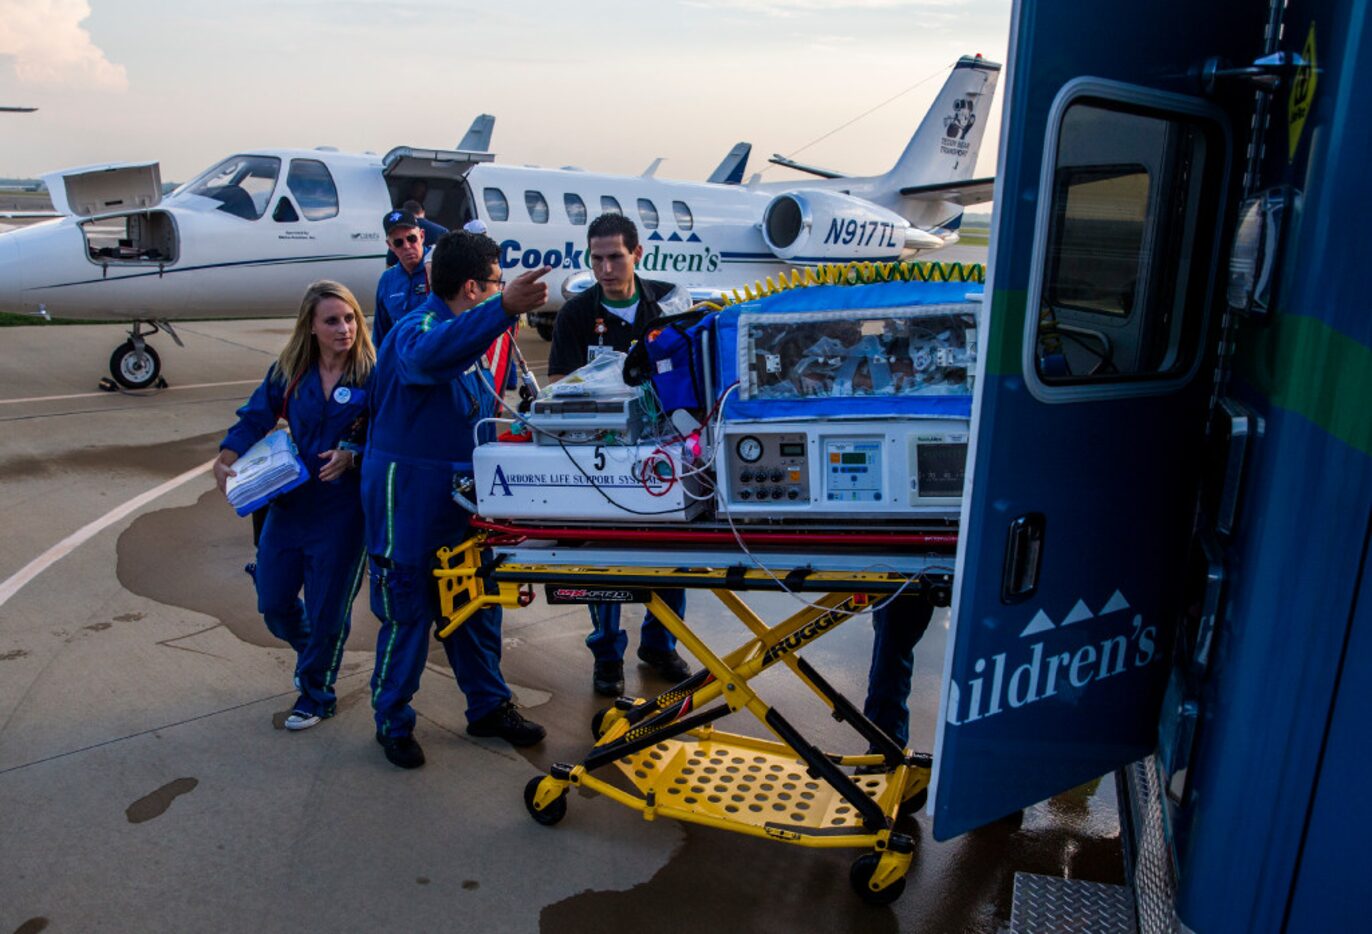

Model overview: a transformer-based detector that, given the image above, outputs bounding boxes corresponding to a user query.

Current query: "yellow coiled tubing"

[714,259,985,308]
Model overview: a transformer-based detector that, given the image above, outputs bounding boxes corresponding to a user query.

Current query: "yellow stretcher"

[433,534,953,904]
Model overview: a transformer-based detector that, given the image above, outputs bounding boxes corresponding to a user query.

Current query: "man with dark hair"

[548,213,692,696]
[374,210,432,344]
[385,199,447,268]
[362,231,552,768]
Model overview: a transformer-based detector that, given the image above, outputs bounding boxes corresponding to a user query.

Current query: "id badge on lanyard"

[588,317,615,363]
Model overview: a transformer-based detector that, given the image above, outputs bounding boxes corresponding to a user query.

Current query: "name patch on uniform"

[333,386,352,404]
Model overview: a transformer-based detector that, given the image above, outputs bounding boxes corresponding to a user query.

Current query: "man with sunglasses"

[363,231,552,768]
[373,210,432,345]
[384,199,447,268]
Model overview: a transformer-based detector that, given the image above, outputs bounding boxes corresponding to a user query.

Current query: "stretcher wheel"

[899,787,928,818]
[849,853,906,905]
[591,707,612,740]
[523,776,568,826]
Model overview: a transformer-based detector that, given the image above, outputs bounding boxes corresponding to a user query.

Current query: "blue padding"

[715,281,980,421]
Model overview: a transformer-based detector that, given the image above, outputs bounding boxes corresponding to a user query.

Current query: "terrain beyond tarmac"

[0,295,1121,932]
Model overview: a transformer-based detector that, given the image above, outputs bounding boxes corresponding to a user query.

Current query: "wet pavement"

[0,305,1122,933]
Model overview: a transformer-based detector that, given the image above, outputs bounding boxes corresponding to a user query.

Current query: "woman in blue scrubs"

[214,281,376,730]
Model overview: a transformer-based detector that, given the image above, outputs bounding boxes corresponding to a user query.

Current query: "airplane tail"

[882,55,1000,188]
[458,114,495,152]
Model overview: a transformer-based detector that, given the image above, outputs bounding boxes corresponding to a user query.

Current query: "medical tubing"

[719,259,985,308]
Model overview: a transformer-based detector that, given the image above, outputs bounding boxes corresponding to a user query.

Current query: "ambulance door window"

[285,159,339,221]
[525,190,550,224]
[1028,96,1224,396]
[673,200,693,231]
[564,193,587,225]
[637,198,660,229]
[600,195,622,215]
[483,187,510,222]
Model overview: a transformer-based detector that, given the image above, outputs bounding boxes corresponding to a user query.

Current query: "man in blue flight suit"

[384,198,447,268]
[373,210,433,345]
[363,231,552,769]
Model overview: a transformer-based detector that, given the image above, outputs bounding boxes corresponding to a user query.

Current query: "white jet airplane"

[0,56,998,388]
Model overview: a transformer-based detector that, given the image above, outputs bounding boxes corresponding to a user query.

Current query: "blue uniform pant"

[368,557,511,737]
[254,503,366,719]
[585,589,686,663]
[862,594,935,748]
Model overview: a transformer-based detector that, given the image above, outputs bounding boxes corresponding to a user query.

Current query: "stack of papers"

[225,430,309,516]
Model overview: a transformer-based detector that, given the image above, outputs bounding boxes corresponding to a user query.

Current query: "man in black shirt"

[547,214,691,696]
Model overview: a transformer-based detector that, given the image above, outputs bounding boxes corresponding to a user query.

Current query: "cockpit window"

[184,155,281,220]
[286,159,339,221]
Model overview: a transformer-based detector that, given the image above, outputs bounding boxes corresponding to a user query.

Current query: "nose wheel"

[107,319,179,390]
[110,339,161,389]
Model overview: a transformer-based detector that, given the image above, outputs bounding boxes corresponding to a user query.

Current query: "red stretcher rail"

[470,519,958,550]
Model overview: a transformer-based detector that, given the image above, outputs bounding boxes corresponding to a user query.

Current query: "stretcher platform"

[434,533,953,904]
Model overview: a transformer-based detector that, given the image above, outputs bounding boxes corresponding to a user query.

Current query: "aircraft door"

[930,0,1259,838]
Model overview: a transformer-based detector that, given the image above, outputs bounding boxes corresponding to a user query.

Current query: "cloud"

[0,0,128,91]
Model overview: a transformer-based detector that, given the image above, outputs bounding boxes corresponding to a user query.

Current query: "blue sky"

[0,0,1011,183]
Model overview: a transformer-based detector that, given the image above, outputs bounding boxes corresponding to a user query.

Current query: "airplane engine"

[761,189,929,262]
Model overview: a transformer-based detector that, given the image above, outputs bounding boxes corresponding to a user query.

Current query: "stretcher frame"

[433,535,953,904]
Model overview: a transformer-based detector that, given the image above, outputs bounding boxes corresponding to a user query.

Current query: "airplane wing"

[457,114,495,152]
[708,143,752,184]
[767,153,845,180]
[899,176,996,206]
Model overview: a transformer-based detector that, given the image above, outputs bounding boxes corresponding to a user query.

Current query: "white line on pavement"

[0,379,259,406]
[0,458,216,610]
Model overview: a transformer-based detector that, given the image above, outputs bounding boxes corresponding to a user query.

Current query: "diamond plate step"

[1009,872,1138,933]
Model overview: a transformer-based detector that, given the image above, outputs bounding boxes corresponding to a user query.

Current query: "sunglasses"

[389,233,420,248]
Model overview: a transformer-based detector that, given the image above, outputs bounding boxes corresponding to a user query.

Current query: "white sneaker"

[284,711,321,731]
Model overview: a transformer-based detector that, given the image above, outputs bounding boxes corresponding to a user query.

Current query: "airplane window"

[637,198,660,229]
[286,159,339,221]
[564,193,587,225]
[484,188,510,222]
[272,197,300,223]
[600,196,622,216]
[184,155,281,221]
[525,190,550,224]
[673,200,693,231]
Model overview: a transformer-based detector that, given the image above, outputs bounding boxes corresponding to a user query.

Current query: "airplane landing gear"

[110,339,160,389]
[108,320,181,389]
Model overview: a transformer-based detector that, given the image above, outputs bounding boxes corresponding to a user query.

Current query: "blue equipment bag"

[624,310,718,413]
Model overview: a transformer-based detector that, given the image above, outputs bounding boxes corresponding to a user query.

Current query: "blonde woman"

[214,281,376,730]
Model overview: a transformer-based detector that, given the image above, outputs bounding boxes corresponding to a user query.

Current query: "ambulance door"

[930,0,1258,838]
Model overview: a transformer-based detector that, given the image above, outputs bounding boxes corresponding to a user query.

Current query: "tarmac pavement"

[0,309,1122,933]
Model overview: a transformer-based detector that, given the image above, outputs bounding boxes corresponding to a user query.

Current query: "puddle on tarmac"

[0,431,221,482]
[116,489,377,651]
[126,777,199,824]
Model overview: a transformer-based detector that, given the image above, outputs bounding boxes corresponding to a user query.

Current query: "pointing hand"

[501,266,551,317]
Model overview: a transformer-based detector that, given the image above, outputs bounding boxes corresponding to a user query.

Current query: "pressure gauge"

[736,436,763,463]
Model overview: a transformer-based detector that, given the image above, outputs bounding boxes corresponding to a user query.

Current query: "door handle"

[1001,513,1046,604]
